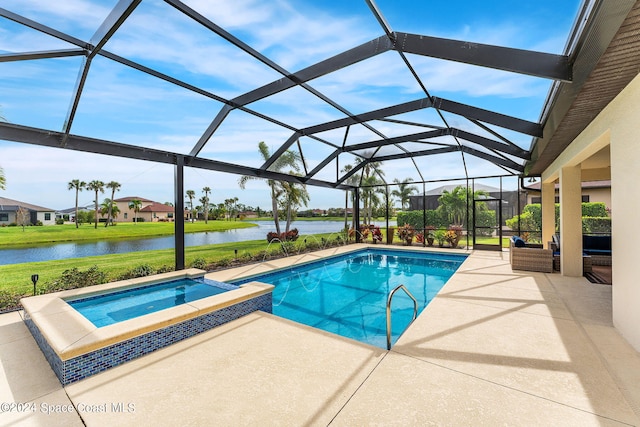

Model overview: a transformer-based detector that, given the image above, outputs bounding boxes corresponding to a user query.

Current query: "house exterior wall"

[541,73,640,351]
[0,210,55,225]
[36,211,56,226]
[0,211,17,225]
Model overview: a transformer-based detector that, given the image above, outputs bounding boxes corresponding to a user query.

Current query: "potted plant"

[396,223,416,246]
[446,225,463,248]
[444,230,458,248]
[434,230,446,247]
[425,226,435,246]
[371,226,382,244]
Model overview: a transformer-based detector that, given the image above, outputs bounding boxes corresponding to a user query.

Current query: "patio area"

[2,247,639,426]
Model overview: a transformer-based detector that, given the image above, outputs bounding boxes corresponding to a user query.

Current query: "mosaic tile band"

[25,293,272,385]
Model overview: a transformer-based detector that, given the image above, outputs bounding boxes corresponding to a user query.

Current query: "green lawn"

[0,221,256,248]
[0,233,343,296]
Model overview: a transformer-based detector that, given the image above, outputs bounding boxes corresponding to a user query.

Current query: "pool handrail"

[386,284,418,350]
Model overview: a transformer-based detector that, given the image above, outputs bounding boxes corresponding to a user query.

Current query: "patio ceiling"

[0,0,637,189]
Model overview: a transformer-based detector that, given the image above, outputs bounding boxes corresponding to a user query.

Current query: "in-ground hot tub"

[21,269,273,385]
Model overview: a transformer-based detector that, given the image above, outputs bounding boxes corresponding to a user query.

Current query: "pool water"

[66,278,236,327]
[233,249,466,349]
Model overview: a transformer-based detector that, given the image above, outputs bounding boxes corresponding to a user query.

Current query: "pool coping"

[21,268,274,361]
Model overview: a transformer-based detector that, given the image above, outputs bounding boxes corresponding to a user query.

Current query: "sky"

[0,0,583,211]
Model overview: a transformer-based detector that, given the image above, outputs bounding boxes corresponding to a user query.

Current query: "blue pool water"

[232,249,467,349]
[66,278,237,327]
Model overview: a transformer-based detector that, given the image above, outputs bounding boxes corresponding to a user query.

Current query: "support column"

[354,189,361,243]
[559,165,582,276]
[541,181,555,249]
[174,156,185,270]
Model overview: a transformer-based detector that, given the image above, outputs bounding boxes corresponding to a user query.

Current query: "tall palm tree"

[238,141,301,235]
[341,164,354,230]
[202,186,211,224]
[391,178,418,211]
[0,165,5,190]
[128,199,142,224]
[105,181,121,227]
[186,190,195,222]
[199,196,209,221]
[232,196,239,221]
[361,175,384,225]
[67,179,86,228]
[86,180,104,229]
[280,180,310,232]
[353,156,385,225]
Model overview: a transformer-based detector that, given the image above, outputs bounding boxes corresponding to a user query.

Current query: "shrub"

[116,264,155,280]
[0,290,24,312]
[55,218,65,225]
[191,257,208,270]
[266,228,299,242]
[582,216,611,233]
[156,264,174,274]
[582,202,607,217]
[41,265,107,293]
[397,210,447,231]
[280,241,296,255]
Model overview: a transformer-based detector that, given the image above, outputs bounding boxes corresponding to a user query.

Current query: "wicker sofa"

[509,237,553,273]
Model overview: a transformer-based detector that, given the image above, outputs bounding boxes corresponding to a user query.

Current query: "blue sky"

[0,0,582,211]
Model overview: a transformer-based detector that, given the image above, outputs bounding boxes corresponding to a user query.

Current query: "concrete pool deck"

[1,246,640,425]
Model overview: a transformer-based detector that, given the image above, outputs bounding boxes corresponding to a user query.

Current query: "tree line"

[67,179,145,227]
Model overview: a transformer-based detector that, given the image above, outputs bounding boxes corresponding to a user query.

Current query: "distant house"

[56,203,93,222]
[0,197,56,226]
[113,197,174,222]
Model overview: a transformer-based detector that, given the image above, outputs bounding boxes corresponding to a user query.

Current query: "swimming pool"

[65,278,236,327]
[232,248,467,348]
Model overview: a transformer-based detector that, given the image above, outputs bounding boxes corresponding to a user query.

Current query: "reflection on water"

[0,221,389,266]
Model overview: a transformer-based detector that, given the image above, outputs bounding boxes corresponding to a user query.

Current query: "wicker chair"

[509,238,553,273]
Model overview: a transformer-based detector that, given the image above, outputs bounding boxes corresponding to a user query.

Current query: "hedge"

[397,210,448,230]
[507,202,610,233]
[582,217,611,233]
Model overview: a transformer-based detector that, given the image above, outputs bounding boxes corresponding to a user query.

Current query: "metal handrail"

[386,284,418,350]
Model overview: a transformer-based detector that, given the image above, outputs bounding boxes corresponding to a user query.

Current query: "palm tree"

[67,179,86,228]
[361,175,384,225]
[0,165,5,190]
[199,196,209,221]
[104,181,121,227]
[202,186,211,224]
[391,178,418,211]
[341,164,354,230]
[437,186,468,225]
[238,141,301,235]
[86,180,104,229]
[280,180,310,232]
[100,198,120,220]
[354,157,385,225]
[186,190,195,222]
[233,196,239,221]
[128,199,142,224]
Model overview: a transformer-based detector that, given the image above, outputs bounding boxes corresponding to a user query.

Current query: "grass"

[0,233,344,296]
[0,221,256,248]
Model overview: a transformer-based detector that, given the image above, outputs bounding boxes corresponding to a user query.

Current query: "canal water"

[0,220,390,265]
